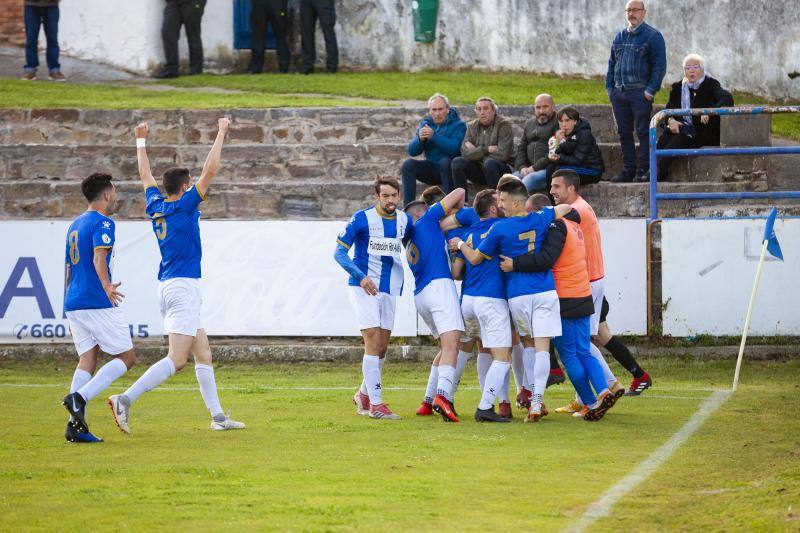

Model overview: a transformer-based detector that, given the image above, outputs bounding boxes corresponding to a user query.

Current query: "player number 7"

[518,230,536,253]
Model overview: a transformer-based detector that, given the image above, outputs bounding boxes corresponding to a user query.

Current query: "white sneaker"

[107,394,130,434]
[210,412,246,431]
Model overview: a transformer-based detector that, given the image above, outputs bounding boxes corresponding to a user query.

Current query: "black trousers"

[162,0,206,75]
[249,0,290,73]
[451,157,512,201]
[656,130,699,180]
[300,0,338,72]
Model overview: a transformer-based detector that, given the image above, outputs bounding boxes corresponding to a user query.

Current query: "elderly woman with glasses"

[643,53,734,182]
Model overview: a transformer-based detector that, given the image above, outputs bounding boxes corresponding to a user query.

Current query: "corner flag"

[763,206,784,261]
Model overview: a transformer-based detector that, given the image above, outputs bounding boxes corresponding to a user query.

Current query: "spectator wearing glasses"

[644,54,734,182]
[606,0,666,183]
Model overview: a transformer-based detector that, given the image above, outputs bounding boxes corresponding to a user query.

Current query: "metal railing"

[647,105,800,221]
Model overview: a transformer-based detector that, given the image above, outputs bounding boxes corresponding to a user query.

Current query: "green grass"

[1,356,798,531]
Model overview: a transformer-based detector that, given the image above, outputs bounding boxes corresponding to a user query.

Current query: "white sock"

[511,343,525,391]
[533,351,551,402]
[499,366,510,402]
[359,380,368,395]
[478,361,510,410]
[70,368,92,394]
[123,357,176,404]
[78,358,127,402]
[424,364,438,404]
[195,363,224,418]
[436,364,455,401]
[589,343,617,388]
[452,350,472,396]
[522,347,536,392]
[476,352,492,391]
[362,355,382,405]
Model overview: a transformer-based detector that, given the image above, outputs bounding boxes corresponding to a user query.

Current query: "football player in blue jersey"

[335,176,409,420]
[403,187,466,422]
[108,119,245,434]
[60,173,137,443]
[454,177,572,422]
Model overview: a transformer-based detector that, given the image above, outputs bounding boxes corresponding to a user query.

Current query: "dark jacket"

[461,114,514,164]
[664,76,734,147]
[515,114,558,171]
[605,22,667,96]
[555,119,605,173]
[511,211,595,318]
[25,0,59,5]
[407,107,467,166]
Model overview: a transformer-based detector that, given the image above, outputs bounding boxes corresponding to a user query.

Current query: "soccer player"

[335,176,409,420]
[454,178,571,422]
[60,173,136,443]
[450,189,513,422]
[107,119,245,433]
[549,169,652,410]
[404,187,466,422]
[500,193,619,421]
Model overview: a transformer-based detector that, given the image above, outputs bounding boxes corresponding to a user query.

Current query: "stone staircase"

[0,106,795,220]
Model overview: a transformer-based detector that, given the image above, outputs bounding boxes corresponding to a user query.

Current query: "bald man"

[514,94,558,193]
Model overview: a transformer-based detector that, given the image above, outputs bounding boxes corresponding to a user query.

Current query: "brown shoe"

[21,71,36,81]
[48,71,66,82]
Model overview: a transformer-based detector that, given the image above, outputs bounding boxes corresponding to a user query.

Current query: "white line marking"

[566,389,732,533]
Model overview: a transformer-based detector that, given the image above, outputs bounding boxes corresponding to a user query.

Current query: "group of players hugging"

[335,174,652,423]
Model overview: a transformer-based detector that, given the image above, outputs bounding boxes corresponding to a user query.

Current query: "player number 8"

[68,231,80,265]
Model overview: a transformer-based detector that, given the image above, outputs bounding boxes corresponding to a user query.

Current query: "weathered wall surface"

[55,0,799,100]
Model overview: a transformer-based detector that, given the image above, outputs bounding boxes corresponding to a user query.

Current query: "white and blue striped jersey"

[336,206,410,296]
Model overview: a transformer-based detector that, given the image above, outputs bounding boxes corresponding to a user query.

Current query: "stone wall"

[0,0,23,47]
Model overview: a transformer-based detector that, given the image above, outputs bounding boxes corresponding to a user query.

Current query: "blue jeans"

[24,5,60,73]
[401,157,453,205]
[610,87,652,176]
[514,169,547,192]
[554,316,608,406]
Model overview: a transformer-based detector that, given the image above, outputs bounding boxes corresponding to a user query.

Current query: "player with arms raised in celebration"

[61,173,136,442]
[335,176,409,420]
[107,119,245,433]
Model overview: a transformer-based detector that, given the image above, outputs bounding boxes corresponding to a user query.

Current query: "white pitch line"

[566,389,732,533]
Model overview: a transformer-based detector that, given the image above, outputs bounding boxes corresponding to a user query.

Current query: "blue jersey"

[459,217,505,299]
[444,206,480,242]
[477,208,556,298]
[336,206,409,295]
[145,186,204,281]
[64,211,115,312]
[406,202,452,295]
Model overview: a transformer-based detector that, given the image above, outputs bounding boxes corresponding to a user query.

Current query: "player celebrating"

[61,173,136,443]
[454,178,571,422]
[107,119,245,433]
[335,176,409,420]
[404,187,466,422]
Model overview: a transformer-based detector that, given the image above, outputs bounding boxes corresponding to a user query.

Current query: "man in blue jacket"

[401,93,466,205]
[606,0,666,182]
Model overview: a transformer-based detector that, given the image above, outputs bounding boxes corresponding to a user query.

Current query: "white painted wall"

[661,218,799,336]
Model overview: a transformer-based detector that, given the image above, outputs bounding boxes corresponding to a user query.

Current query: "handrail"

[647,105,800,222]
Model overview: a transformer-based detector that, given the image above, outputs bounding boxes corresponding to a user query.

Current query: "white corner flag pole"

[732,239,769,392]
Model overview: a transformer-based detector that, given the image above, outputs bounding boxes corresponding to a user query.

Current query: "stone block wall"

[0,0,23,47]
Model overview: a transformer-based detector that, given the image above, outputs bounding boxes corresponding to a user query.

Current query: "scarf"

[680,74,706,126]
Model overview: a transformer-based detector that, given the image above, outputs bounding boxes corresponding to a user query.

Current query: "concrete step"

[4,178,794,220]
[0,142,773,186]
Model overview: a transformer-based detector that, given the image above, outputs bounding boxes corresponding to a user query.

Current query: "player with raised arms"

[107,119,245,433]
[335,176,409,420]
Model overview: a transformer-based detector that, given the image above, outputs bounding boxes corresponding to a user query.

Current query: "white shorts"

[159,277,203,337]
[415,278,465,339]
[348,286,397,331]
[66,307,133,356]
[590,278,606,335]
[508,290,562,339]
[463,295,512,349]
[459,295,481,343]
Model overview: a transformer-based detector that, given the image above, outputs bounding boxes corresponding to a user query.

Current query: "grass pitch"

[0,356,798,531]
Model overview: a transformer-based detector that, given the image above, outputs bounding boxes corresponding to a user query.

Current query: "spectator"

[401,93,466,205]
[22,0,64,81]
[514,93,558,192]
[645,53,734,182]
[606,0,666,182]
[300,0,338,74]
[249,0,290,74]
[451,97,514,199]
[546,107,605,185]
[154,0,206,79]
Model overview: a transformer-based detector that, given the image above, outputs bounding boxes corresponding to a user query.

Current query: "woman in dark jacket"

[648,53,734,182]
[546,106,605,186]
